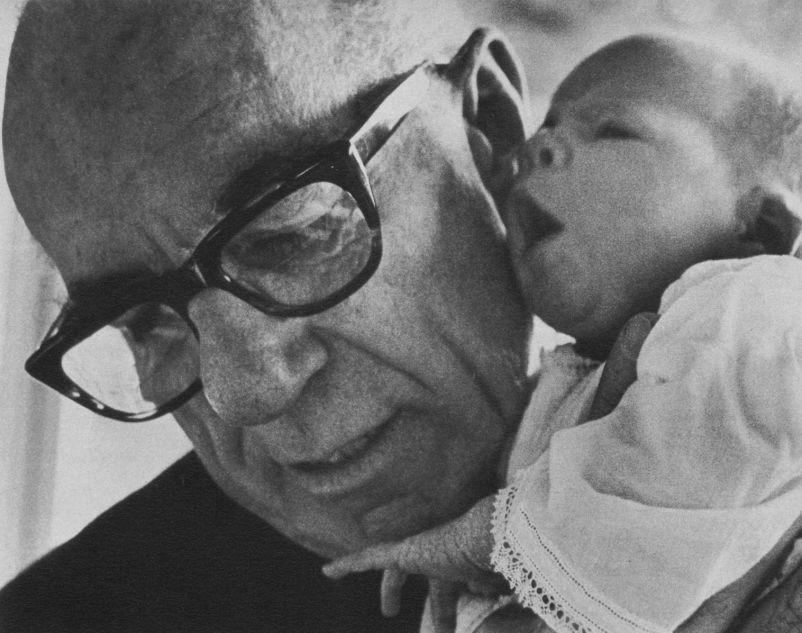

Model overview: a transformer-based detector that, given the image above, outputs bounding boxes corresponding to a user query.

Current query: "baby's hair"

[716,59,802,193]
[583,33,802,196]
[665,34,799,192]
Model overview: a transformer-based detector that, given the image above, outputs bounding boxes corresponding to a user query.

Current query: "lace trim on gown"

[491,483,668,633]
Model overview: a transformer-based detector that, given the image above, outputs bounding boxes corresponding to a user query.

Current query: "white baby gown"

[490,255,802,633]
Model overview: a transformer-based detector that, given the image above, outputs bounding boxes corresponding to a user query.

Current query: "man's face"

[10,50,530,555]
[504,40,742,343]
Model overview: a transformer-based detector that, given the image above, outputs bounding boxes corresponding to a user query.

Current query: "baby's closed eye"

[595,120,641,140]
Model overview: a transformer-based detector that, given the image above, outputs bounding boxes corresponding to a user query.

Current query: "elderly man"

[0,1,801,632]
[0,0,530,630]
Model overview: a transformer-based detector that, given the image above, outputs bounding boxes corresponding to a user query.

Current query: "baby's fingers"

[429,578,461,633]
[380,568,408,617]
[322,543,399,579]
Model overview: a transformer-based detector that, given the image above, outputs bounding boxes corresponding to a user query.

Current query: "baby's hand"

[323,495,498,585]
[379,569,464,633]
[322,496,506,630]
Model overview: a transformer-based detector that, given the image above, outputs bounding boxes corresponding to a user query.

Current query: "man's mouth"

[286,410,408,495]
[293,425,384,471]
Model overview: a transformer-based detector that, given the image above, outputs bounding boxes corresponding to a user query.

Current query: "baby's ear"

[736,185,802,256]
[445,28,531,200]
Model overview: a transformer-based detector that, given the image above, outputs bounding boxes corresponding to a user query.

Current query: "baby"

[324,34,802,633]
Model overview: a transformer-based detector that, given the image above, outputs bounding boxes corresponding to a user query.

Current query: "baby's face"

[505,38,743,343]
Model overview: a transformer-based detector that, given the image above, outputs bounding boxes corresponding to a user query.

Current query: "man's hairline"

[65,65,427,303]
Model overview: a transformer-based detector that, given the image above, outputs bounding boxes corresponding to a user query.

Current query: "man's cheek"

[360,493,436,542]
[380,196,443,273]
[357,431,497,541]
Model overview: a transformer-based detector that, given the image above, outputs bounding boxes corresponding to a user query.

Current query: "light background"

[2,0,801,585]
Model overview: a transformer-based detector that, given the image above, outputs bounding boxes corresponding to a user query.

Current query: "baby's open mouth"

[516,198,564,249]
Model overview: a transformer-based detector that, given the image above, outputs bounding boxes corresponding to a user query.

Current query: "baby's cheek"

[510,257,539,314]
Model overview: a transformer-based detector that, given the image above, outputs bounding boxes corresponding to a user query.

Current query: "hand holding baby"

[322,315,657,633]
[323,496,507,632]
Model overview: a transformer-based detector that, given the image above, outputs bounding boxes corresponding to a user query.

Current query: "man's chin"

[359,492,444,544]
[180,398,499,555]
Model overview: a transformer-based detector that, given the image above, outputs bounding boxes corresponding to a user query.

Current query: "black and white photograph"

[2,1,802,631]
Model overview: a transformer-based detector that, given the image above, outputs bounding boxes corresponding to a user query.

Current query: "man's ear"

[736,185,802,257]
[445,28,531,197]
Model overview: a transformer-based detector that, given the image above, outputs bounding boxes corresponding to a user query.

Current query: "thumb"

[429,579,461,633]
[588,312,658,421]
[381,568,409,617]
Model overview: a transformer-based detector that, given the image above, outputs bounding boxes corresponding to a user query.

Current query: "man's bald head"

[4,0,466,274]
[3,4,535,558]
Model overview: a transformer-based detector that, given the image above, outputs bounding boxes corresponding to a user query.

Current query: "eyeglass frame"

[25,62,438,422]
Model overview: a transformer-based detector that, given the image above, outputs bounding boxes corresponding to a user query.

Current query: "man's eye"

[116,303,184,344]
[595,122,640,140]
[227,213,347,272]
[231,230,308,270]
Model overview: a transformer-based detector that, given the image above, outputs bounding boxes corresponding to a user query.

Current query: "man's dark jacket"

[0,453,426,632]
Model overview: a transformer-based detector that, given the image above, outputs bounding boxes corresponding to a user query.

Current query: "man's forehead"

[9,3,276,175]
[13,0,263,79]
[6,0,469,295]
[7,82,282,276]
[5,2,368,287]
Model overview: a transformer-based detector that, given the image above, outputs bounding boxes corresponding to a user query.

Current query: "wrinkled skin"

[6,7,802,631]
[5,13,532,560]
[322,315,659,633]
[321,34,802,633]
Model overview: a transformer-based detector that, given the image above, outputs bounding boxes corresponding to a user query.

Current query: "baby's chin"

[570,309,648,361]
[534,303,625,361]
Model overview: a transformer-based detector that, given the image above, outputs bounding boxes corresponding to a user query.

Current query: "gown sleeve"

[491,255,802,633]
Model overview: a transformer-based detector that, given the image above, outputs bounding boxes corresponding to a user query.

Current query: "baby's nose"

[522,128,572,170]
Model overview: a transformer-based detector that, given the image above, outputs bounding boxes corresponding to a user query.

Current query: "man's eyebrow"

[217,151,296,213]
[216,78,397,212]
[68,269,157,304]
[71,142,326,304]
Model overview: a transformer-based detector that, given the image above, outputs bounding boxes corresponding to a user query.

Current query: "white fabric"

[491,255,802,633]
[441,348,600,633]
[419,592,517,633]
[505,345,600,480]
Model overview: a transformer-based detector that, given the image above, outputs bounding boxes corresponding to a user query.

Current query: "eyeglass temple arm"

[350,63,434,162]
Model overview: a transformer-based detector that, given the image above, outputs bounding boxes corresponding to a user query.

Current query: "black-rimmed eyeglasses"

[25,63,435,422]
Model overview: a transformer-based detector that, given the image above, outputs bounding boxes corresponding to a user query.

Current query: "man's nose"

[521,127,572,170]
[187,289,328,425]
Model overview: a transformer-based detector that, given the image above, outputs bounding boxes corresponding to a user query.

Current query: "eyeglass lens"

[60,181,375,416]
[221,181,374,306]
[62,302,199,414]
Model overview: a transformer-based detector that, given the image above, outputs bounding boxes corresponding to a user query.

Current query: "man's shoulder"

[0,453,298,631]
[0,453,426,632]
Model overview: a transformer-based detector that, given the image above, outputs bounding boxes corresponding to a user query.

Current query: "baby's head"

[504,34,802,357]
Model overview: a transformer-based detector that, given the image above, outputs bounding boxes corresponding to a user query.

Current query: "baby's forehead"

[552,36,733,120]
